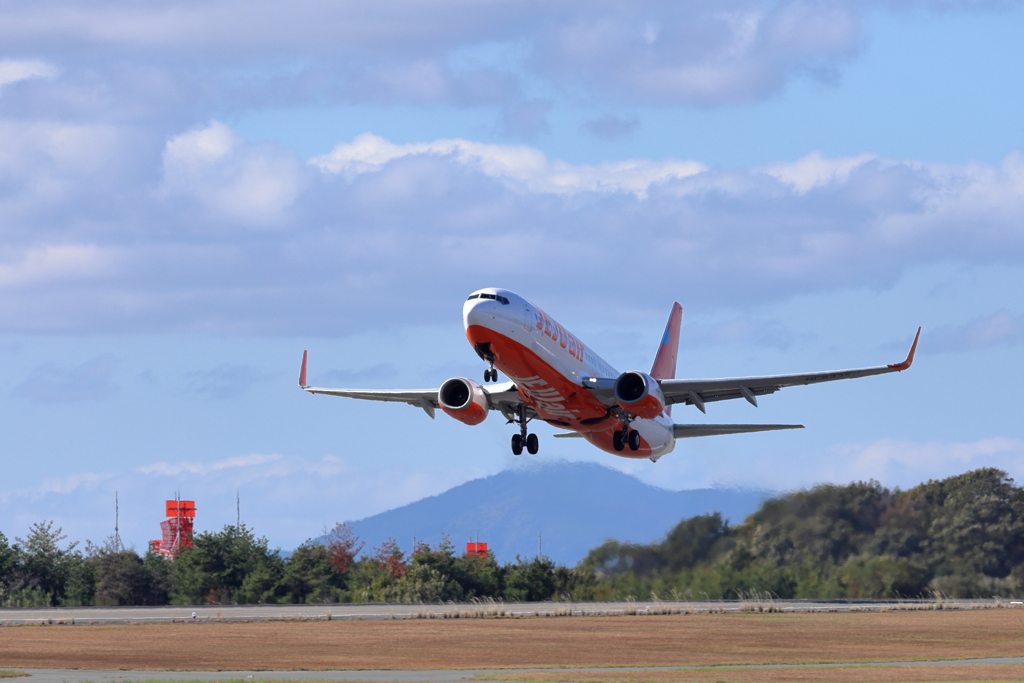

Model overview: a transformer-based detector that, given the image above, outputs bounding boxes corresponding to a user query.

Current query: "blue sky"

[1,0,1023,553]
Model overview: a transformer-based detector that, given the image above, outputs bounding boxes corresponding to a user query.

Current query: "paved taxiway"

[2,598,1018,624]
[10,657,1024,683]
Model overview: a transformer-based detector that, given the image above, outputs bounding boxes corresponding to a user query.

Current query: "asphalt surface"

[10,657,1024,683]
[2,598,1020,624]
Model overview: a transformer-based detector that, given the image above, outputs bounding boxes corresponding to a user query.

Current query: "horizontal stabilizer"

[673,423,803,438]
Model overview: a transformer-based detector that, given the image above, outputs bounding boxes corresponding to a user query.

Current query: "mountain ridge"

[341,461,772,565]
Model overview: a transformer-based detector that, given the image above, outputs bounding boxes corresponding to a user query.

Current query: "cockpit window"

[498,296,510,305]
[467,294,479,300]
[480,293,496,300]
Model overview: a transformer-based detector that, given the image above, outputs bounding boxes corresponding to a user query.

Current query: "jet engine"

[438,377,489,425]
[614,371,666,419]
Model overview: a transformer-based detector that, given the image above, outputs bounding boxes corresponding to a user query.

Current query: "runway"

[11,657,1024,683]
[1,598,1018,625]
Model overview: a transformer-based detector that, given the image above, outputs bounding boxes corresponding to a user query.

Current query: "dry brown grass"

[1,611,1023,671]
[473,664,1024,683]
[0,673,28,679]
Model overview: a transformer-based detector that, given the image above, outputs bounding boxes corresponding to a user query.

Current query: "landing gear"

[612,428,641,452]
[484,367,498,382]
[510,404,538,455]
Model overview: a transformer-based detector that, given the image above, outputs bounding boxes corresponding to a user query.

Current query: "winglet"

[888,327,921,371]
[299,350,308,388]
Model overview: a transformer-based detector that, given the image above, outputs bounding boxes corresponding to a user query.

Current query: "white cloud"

[310,132,706,197]
[160,121,306,227]
[0,1,1001,111]
[927,309,1024,352]
[137,454,284,477]
[622,435,1024,494]
[760,150,878,193]
[0,60,58,92]
[0,244,118,288]
[1,124,1023,335]
[820,437,1024,488]
[531,1,863,105]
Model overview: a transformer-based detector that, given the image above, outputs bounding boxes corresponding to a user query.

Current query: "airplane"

[299,288,920,462]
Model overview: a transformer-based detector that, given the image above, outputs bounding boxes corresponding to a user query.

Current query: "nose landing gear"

[484,367,498,382]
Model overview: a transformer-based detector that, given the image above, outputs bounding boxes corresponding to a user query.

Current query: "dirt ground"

[0,610,1022,671]
[474,664,1024,683]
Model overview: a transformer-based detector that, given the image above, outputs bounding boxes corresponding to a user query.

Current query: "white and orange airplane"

[299,288,920,462]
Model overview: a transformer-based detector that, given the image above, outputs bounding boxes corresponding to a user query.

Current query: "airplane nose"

[464,299,491,329]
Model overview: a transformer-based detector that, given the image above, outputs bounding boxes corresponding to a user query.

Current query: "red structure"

[466,541,488,558]
[149,499,196,558]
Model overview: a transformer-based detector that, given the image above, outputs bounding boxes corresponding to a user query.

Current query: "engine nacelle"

[438,377,489,426]
[614,371,667,419]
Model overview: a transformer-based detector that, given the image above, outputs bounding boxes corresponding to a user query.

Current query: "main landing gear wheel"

[526,433,539,455]
[484,368,497,382]
[511,433,523,455]
[612,429,641,452]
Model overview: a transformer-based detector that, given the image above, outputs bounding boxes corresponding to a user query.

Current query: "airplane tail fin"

[651,303,683,381]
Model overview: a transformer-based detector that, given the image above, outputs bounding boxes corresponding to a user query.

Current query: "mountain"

[342,461,771,566]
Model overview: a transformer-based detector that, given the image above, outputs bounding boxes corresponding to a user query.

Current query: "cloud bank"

[1,121,1022,335]
[0,0,1005,120]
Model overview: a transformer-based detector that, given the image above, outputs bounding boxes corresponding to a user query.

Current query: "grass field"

[1,610,1022,672]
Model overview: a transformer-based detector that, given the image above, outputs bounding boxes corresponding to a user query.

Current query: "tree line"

[3,467,1023,606]
[583,467,1024,600]
[0,520,597,607]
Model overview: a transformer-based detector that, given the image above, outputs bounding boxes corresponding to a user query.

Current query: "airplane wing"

[553,423,803,438]
[672,423,803,437]
[582,328,920,414]
[661,327,919,413]
[297,351,530,421]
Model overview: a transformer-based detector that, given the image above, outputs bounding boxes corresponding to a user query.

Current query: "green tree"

[141,551,175,605]
[660,513,731,572]
[503,556,557,602]
[92,542,150,606]
[743,481,890,566]
[9,521,82,606]
[279,541,345,603]
[171,524,284,605]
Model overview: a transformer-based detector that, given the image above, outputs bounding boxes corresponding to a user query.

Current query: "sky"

[2,0,1024,554]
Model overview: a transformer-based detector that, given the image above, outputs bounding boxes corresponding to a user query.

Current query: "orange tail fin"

[650,303,683,381]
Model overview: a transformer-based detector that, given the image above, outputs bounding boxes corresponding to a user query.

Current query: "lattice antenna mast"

[175,490,182,555]
[114,491,122,552]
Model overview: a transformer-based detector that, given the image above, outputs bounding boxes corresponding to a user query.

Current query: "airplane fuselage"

[463,288,675,458]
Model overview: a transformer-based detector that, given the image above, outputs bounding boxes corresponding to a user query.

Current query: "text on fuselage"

[532,308,584,362]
